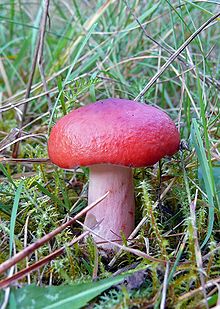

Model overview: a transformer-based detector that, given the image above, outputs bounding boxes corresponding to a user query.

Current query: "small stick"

[0,157,50,164]
[0,192,109,275]
[77,220,170,265]
[0,231,89,289]
[0,267,14,309]
[0,134,46,153]
[108,214,148,268]
[177,278,220,304]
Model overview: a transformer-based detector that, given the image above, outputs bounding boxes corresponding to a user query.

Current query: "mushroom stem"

[84,164,135,249]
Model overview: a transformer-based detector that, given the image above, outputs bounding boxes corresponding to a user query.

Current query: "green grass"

[0,1,220,308]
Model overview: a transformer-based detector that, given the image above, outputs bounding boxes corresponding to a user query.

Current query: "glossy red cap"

[48,98,180,168]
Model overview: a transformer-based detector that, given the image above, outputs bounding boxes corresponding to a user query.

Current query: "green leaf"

[9,291,16,309]
[11,276,124,309]
[57,77,67,116]
[207,292,218,307]
[191,119,216,247]
[198,162,220,202]
[9,181,23,256]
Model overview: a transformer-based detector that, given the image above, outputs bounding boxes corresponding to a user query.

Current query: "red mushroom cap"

[48,98,180,168]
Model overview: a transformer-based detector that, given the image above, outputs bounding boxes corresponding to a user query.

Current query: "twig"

[135,11,220,100]
[0,134,46,154]
[0,231,89,289]
[177,277,220,304]
[0,192,109,275]
[77,220,171,265]
[0,157,50,164]
[1,267,14,309]
[0,128,20,151]
[108,214,149,268]
[0,70,87,111]
[0,90,57,113]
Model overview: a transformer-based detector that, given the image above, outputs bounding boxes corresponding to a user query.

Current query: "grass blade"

[34,181,67,210]
[48,23,96,130]
[9,181,23,257]
[191,118,215,247]
[0,163,17,189]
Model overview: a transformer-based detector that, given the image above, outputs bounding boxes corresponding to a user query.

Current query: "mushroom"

[48,98,180,249]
